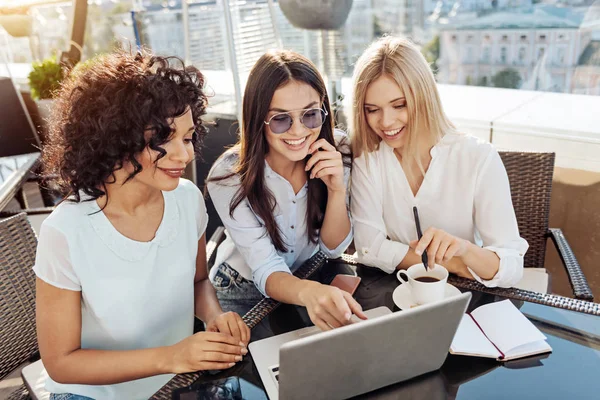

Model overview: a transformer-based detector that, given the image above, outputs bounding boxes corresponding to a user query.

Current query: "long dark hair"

[209,50,349,252]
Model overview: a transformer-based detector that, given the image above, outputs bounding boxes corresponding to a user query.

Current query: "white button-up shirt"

[351,133,528,288]
[208,134,353,296]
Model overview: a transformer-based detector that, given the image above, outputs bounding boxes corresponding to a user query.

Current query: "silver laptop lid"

[278,291,472,400]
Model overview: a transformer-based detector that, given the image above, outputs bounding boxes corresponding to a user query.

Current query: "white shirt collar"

[84,190,179,262]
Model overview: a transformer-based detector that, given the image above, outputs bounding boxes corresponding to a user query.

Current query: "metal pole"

[222,0,243,123]
[183,0,197,185]
[267,0,283,49]
[182,0,197,186]
[60,0,87,66]
[318,30,326,75]
[130,10,142,50]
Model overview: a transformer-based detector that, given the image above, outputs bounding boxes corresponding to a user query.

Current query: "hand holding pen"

[410,207,468,269]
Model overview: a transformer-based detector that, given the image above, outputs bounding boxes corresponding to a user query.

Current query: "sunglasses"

[264,108,328,134]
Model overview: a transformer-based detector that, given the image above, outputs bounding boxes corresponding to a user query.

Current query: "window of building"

[482,46,490,63]
[466,46,473,63]
[518,47,526,63]
[557,48,565,65]
[500,47,507,64]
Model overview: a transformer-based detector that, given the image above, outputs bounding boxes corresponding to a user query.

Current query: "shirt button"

[290,250,294,253]
[291,225,294,229]
[292,200,296,204]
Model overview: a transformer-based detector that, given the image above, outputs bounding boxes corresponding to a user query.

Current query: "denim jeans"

[212,262,264,317]
[50,394,95,400]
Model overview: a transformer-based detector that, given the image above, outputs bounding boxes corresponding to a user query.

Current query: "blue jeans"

[50,394,95,400]
[212,262,264,317]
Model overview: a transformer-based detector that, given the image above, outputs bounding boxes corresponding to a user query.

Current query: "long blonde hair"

[351,36,456,181]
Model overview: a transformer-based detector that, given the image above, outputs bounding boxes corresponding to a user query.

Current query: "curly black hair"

[43,49,208,202]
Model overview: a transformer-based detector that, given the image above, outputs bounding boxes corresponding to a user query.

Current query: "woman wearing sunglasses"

[207,50,367,331]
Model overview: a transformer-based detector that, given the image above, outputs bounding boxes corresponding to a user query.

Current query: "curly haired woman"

[34,50,249,400]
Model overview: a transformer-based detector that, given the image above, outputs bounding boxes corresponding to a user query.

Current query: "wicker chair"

[498,151,592,301]
[0,213,227,399]
[0,213,42,399]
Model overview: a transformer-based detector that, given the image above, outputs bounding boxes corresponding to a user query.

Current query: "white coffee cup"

[396,263,449,305]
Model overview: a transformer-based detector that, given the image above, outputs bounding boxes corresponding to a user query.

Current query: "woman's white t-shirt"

[33,179,208,400]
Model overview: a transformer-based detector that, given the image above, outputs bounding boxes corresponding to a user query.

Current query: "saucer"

[392,283,462,310]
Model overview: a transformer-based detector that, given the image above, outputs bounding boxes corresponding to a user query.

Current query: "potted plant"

[279,0,354,30]
[27,56,65,124]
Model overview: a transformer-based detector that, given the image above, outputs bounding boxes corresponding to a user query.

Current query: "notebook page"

[503,340,553,361]
[450,314,501,359]
[471,300,546,355]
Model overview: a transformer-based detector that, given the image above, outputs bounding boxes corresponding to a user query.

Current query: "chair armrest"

[332,252,358,265]
[547,228,594,301]
[5,384,30,400]
[206,226,226,270]
[0,207,55,219]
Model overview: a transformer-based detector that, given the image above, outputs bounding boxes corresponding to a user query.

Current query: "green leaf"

[27,56,65,100]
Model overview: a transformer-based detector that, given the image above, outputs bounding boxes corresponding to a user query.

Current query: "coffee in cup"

[396,263,449,305]
[414,276,441,283]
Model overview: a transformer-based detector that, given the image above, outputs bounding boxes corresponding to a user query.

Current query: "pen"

[412,206,429,271]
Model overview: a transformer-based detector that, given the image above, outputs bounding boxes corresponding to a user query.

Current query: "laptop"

[249,292,471,400]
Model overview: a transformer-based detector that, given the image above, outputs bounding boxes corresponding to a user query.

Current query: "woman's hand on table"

[206,311,251,346]
[168,331,247,373]
[298,281,367,331]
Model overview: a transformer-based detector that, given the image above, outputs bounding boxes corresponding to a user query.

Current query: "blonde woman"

[350,36,528,288]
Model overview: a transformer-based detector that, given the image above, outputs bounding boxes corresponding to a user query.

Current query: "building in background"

[341,0,374,72]
[437,5,592,93]
[2,0,598,98]
[572,39,600,94]
[373,0,415,38]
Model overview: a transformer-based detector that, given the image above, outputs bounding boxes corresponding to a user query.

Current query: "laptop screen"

[0,77,40,157]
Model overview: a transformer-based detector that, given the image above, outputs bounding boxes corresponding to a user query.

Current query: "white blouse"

[207,131,353,296]
[351,133,528,288]
[33,179,208,399]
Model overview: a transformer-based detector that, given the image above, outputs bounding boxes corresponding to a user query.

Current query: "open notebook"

[450,300,552,361]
